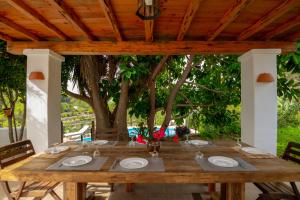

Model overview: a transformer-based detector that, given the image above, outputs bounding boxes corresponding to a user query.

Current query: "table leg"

[221,183,245,200]
[63,182,86,200]
[125,183,134,192]
[208,183,216,192]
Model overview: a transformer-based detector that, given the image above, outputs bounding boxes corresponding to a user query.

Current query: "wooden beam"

[5,0,70,40]
[145,20,154,42]
[177,0,202,41]
[98,0,122,41]
[264,14,300,40]
[0,32,14,41]
[45,0,96,41]
[289,32,300,42]
[0,16,41,41]
[7,41,296,55]
[144,5,154,42]
[238,0,298,41]
[208,0,254,41]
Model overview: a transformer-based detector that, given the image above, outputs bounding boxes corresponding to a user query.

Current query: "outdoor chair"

[0,140,62,200]
[91,121,118,141]
[254,142,300,200]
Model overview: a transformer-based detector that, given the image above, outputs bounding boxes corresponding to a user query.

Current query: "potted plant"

[3,108,12,117]
[175,126,190,142]
[135,123,165,153]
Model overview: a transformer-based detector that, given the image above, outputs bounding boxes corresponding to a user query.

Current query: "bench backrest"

[282,142,300,164]
[0,140,35,169]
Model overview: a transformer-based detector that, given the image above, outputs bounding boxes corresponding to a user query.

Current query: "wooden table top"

[1,140,300,184]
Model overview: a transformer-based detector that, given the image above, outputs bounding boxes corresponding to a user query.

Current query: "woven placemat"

[233,147,276,159]
[46,156,108,171]
[195,157,257,171]
[110,157,165,172]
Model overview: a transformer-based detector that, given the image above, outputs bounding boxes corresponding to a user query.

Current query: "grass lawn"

[277,127,300,156]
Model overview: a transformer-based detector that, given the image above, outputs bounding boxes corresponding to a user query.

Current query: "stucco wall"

[0,128,27,147]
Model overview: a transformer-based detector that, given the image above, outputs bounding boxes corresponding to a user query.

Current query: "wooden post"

[221,183,245,200]
[63,182,86,200]
[208,183,216,192]
[125,183,134,192]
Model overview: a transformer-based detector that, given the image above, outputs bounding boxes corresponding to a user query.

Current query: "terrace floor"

[0,182,262,200]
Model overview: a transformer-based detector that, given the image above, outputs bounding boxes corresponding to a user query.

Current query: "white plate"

[190,140,209,146]
[93,140,109,145]
[62,156,93,167]
[208,156,239,168]
[241,147,266,155]
[119,157,149,169]
[45,146,69,154]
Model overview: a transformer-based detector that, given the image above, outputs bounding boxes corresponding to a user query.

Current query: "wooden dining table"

[1,140,300,200]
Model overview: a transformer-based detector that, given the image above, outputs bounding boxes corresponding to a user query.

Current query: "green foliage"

[0,40,26,142]
[61,96,94,133]
[277,127,300,156]
[0,41,26,102]
[278,98,300,127]
[277,41,300,101]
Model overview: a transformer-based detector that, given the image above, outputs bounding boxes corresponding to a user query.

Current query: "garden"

[1,40,300,156]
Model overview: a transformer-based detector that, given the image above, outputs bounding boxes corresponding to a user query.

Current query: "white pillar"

[24,49,64,153]
[239,49,280,155]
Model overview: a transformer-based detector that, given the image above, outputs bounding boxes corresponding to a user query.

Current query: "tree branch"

[185,81,223,93]
[148,56,170,134]
[65,90,91,106]
[172,112,191,120]
[161,55,195,128]
[175,103,213,108]
[151,56,170,81]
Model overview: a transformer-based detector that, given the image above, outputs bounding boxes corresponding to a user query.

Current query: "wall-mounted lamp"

[136,0,160,20]
[257,73,274,83]
[29,71,45,80]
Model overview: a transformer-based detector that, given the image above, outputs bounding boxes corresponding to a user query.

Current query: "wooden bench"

[254,142,300,200]
[0,140,61,200]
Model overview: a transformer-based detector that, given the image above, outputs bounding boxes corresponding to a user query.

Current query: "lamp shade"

[29,71,45,80]
[257,73,274,83]
[136,0,160,20]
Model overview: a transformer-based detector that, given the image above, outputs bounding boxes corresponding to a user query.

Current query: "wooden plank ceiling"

[0,0,299,55]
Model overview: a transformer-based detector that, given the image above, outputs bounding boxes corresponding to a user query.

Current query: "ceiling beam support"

[7,41,296,55]
[177,0,202,41]
[46,0,96,41]
[238,0,298,40]
[99,0,122,41]
[145,20,153,42]
[0,16,41,41]
[144,6,154,42]
[208,0,254,41]
[0,32,14,41]
[5,0,70,40]
[264,14,300,40]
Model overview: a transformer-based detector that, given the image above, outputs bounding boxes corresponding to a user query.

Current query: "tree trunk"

[12,107,19,142]
[147,81,156,135]
[7,116,14,143]
[80,56,111,137]
[114,78,129,141]
[161,55,195,129]
[18,100,26,141]
[147,56,170,134]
